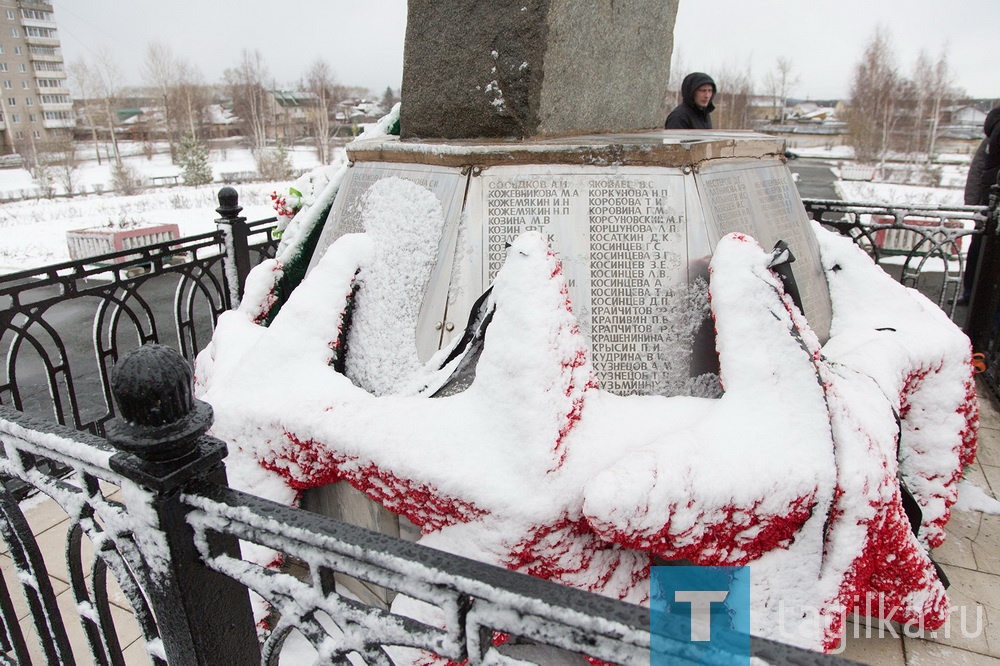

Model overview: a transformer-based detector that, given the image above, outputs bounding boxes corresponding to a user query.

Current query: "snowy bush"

[256,144,294,182]
[111,161,145,196]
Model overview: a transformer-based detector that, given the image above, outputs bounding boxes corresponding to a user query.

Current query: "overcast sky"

[55,1,996,101]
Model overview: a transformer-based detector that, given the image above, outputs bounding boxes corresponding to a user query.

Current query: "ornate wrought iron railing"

[0,188,279,439]
[801,197,990,321]
[0,344,851,665]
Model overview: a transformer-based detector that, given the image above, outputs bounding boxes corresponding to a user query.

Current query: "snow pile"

[195,180,977,654]
[820,224,978,547]
[270,159,348,241]
[953,480,1000,514]
[583,234,834,568]
[355,102,400,142]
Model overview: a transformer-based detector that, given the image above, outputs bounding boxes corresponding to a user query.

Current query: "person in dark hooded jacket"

[960,106,1000,304]
[979,106,1000,205]
[665,72,716,130]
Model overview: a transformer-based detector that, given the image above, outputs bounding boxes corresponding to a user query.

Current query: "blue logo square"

[650,565,750,665]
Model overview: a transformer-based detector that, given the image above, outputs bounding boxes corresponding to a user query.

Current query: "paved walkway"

[3,387,1000,664]
[838,382,1000,665]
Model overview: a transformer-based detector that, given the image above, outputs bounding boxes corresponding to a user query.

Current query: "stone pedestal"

[400,0,679,139]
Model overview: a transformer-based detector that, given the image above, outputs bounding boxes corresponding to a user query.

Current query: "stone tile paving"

[7,385,1000,664]
[0,484,146,664]
[838,381,1000,665]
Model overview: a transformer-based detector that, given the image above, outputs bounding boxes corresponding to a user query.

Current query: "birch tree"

[68,61,105,164]
[924,47,954,159]
[846,27,901,165]
[224,49,271,155]
[144,42,178,159]
[910,50,934,156]
[175,60,209,139]
[304,59,339,164]
[713,63,755,130]
[764,57,799,124]
[90,47,124,165]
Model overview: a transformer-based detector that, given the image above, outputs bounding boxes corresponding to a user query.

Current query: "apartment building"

[0,0,73,156]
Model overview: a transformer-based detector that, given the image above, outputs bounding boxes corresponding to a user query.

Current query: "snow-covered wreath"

[197,158,977,656]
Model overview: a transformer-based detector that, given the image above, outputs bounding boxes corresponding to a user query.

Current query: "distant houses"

[753,97,991,155]
[69,89,387,147]
[935,104,991,142]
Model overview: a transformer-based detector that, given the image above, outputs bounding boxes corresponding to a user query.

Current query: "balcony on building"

[31,67,65,80]
[20,18,56,30]
[42,117,74,129]
[26,45,62,63]
[38,102,72,113]
[35,84,70,96]
[24,36,59,48]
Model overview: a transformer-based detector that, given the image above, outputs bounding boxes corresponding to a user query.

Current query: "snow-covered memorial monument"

[195,0,978,656]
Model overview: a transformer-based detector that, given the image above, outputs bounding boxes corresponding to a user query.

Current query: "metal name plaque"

[463,161,832,397]
[696,160,832,341]
[307,162,468,361]
[463,165,718,397]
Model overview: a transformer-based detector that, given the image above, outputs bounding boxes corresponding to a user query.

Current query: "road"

[3,270,219,431]
[787,158,840,200]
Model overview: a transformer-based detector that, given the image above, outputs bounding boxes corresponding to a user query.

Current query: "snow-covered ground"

[0,142,335,274]
[836,179,966,207]
[792,146,973,200]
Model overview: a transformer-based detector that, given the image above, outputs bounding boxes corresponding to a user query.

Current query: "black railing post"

[105,344,260,666]
[216,186,251,307]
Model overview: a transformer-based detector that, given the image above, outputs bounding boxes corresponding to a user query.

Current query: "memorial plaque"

[696,161,832,341]
[307,162,468,361]
[311,135,828,400]
[464,165,717,397]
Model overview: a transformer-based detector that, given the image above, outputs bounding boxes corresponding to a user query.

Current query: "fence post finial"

[107,343,212,458]
[216,185,244,220]
[216,186,251,306]
[106,343,223,490]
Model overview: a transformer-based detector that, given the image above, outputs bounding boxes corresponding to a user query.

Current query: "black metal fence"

[802,197,986,318]
[0,187,279,438]
[0,344,847,665]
